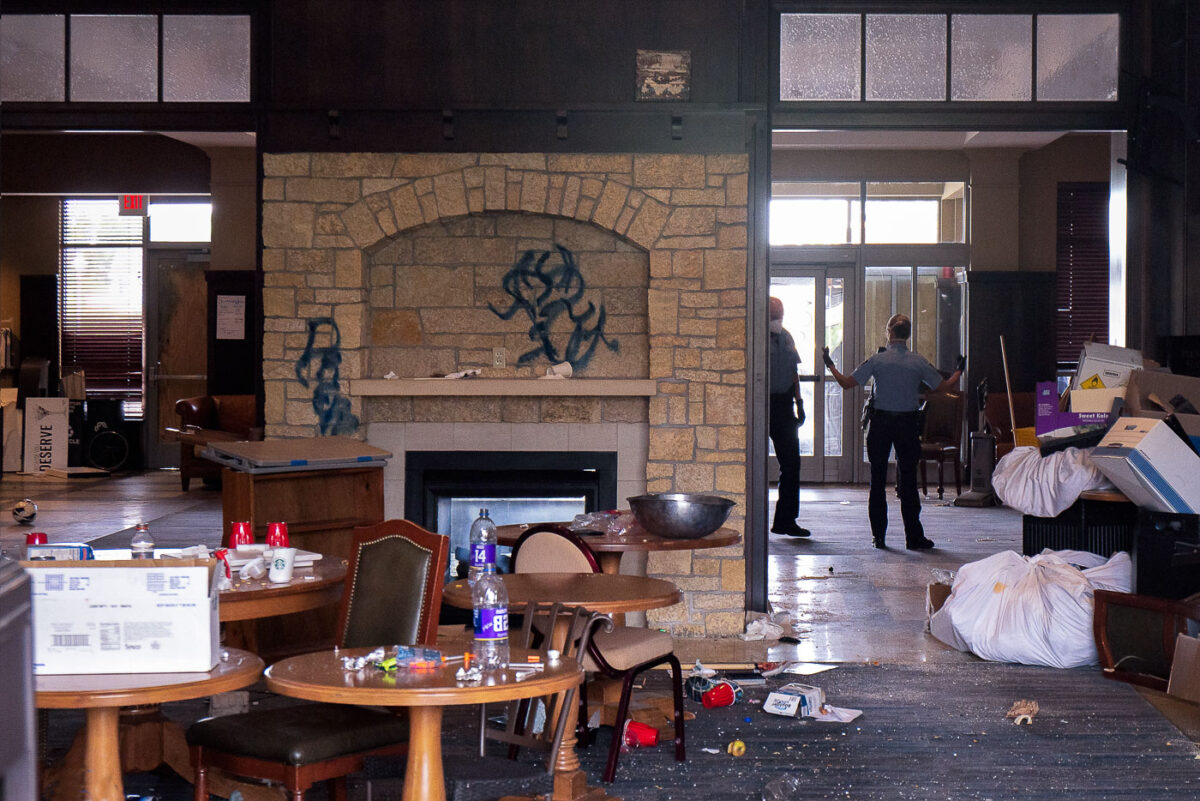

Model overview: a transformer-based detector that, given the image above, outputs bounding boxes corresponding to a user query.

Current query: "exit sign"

[119,195,148,216]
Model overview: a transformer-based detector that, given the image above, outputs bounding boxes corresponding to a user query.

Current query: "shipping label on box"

[24,559,220,674]
[22,397,68,474]
[1091,417,1200,514]
[763,682,826,718]
[1072,343,1143,391]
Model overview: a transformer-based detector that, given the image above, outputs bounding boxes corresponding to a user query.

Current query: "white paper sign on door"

[216,295,246,340]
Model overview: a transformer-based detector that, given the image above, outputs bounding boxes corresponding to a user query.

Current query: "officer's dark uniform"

[769,325,805,535]
[850,343,942,548]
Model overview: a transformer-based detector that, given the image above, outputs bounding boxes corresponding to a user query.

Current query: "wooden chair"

[919,390,964,499]
[1093,589,1200,691]
[511,525,686,784]
[187,520,449,801]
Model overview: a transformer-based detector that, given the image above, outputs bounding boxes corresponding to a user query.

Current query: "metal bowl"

[627,493,735,540]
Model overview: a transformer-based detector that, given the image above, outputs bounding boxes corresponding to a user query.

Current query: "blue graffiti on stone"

[295,317,359,435]
[488,244,618,370]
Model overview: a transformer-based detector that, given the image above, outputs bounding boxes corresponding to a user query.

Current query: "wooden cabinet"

[220,465,384,659]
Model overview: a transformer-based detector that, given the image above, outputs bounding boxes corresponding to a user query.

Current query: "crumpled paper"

[740,611,793,641]
[812,704,862,723]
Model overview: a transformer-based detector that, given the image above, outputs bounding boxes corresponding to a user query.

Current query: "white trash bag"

[929,548,1132,669]
[992,446,1113,518]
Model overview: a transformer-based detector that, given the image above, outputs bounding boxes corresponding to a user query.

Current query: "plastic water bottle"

[471,556,509,672]
[467,508,497,587]
[130,523,154,559]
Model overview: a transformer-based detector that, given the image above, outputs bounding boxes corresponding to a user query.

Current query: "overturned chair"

[511,524,687,783]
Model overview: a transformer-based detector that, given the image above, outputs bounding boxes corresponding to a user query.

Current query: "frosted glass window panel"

[866,14,946,101]
[164,15,251,102]
[780,14,861,101]
[149,203,212,243]
[950,15,1031,101]
[1,15,65,101]
[70,15,157,101]
[1036,14,1119,101]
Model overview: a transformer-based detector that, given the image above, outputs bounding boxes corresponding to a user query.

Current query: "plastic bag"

[992,446,1113,517]
[929,549,1132,668]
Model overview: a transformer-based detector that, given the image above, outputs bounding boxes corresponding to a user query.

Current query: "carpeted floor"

[47,662,1200,801]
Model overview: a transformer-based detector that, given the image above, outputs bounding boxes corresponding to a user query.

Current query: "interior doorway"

[768,265,857,483]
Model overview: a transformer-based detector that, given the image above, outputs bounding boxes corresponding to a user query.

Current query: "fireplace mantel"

[349,378,657,397]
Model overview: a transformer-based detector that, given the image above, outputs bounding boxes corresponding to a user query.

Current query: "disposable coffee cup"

[268,547,298,583]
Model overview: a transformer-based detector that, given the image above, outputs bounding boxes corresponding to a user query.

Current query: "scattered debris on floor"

[1006,699,1040,725]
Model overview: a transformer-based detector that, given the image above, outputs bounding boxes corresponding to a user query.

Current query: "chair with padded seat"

[187,519,449,801]
[510,524,686,784]
[918,390,964,499]
[170,394,262,490]
[1093,589,1200,691]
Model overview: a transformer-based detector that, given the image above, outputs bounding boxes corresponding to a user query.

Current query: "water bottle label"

[473,607,509,641]
[470,543,496,568]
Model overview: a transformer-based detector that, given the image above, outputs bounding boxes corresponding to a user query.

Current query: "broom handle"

[1000,335,1017,445]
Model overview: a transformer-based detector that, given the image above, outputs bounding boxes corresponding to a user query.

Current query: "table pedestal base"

[43,706,281,801]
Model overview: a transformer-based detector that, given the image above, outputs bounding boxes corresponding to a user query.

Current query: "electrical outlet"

[492,347,506,368]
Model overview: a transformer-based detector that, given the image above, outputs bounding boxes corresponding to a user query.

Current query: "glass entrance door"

[769,266,857,482]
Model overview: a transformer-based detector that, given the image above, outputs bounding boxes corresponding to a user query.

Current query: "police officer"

[768,297,810,537]
[824,314,964,550]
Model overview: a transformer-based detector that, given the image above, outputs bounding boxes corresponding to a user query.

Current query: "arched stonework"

[262,152,750,637]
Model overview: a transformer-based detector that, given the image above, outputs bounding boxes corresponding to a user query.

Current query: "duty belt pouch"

[861,394,875,432]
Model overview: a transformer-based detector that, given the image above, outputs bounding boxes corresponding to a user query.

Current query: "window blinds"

[1055,182,1110,366]
[59,199,144,405]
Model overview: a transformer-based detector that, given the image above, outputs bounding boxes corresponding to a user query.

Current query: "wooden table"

[443,573,682,618]
[266,647,589,801]
[495,522,741,574]
[36,649,263,801]
[219,558,347,623]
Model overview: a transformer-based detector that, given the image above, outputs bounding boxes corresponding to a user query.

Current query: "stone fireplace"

[260,152,749,636]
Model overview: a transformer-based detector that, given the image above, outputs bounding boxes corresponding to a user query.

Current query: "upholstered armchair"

[170,395,261,490]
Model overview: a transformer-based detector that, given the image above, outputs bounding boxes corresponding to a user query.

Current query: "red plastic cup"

[26,532,47,546]
[701,681,736,709]
[622,719,660,748]
[229,521,254,547]
[266,521,289,548]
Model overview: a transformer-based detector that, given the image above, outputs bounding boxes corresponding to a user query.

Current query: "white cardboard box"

[1072,343,1143,391]
[1091,417,1200,514]
[23,558,221,675]
[22,397,68,474]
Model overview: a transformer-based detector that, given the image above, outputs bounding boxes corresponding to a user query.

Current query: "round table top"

[265,646,582,706]
[35,648,263,709]
[442,572,682,615]
[219,559,347,622]
[495,521,741,554]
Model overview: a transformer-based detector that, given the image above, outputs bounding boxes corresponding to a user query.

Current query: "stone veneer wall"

[261,152,749,637]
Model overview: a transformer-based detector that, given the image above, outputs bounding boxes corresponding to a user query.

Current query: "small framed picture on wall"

[636,50,691,101]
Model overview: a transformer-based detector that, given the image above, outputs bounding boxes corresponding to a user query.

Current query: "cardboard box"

[23,558,221,675]
[1167,634,1200,704]
[1091,417,1200,514]
[1072,343,1143,391]
[763,682,826,718]
[22,397,68,474]
[1124,369,1200,418]
[1035,382,1109,435]
[1070,387,1125,414]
